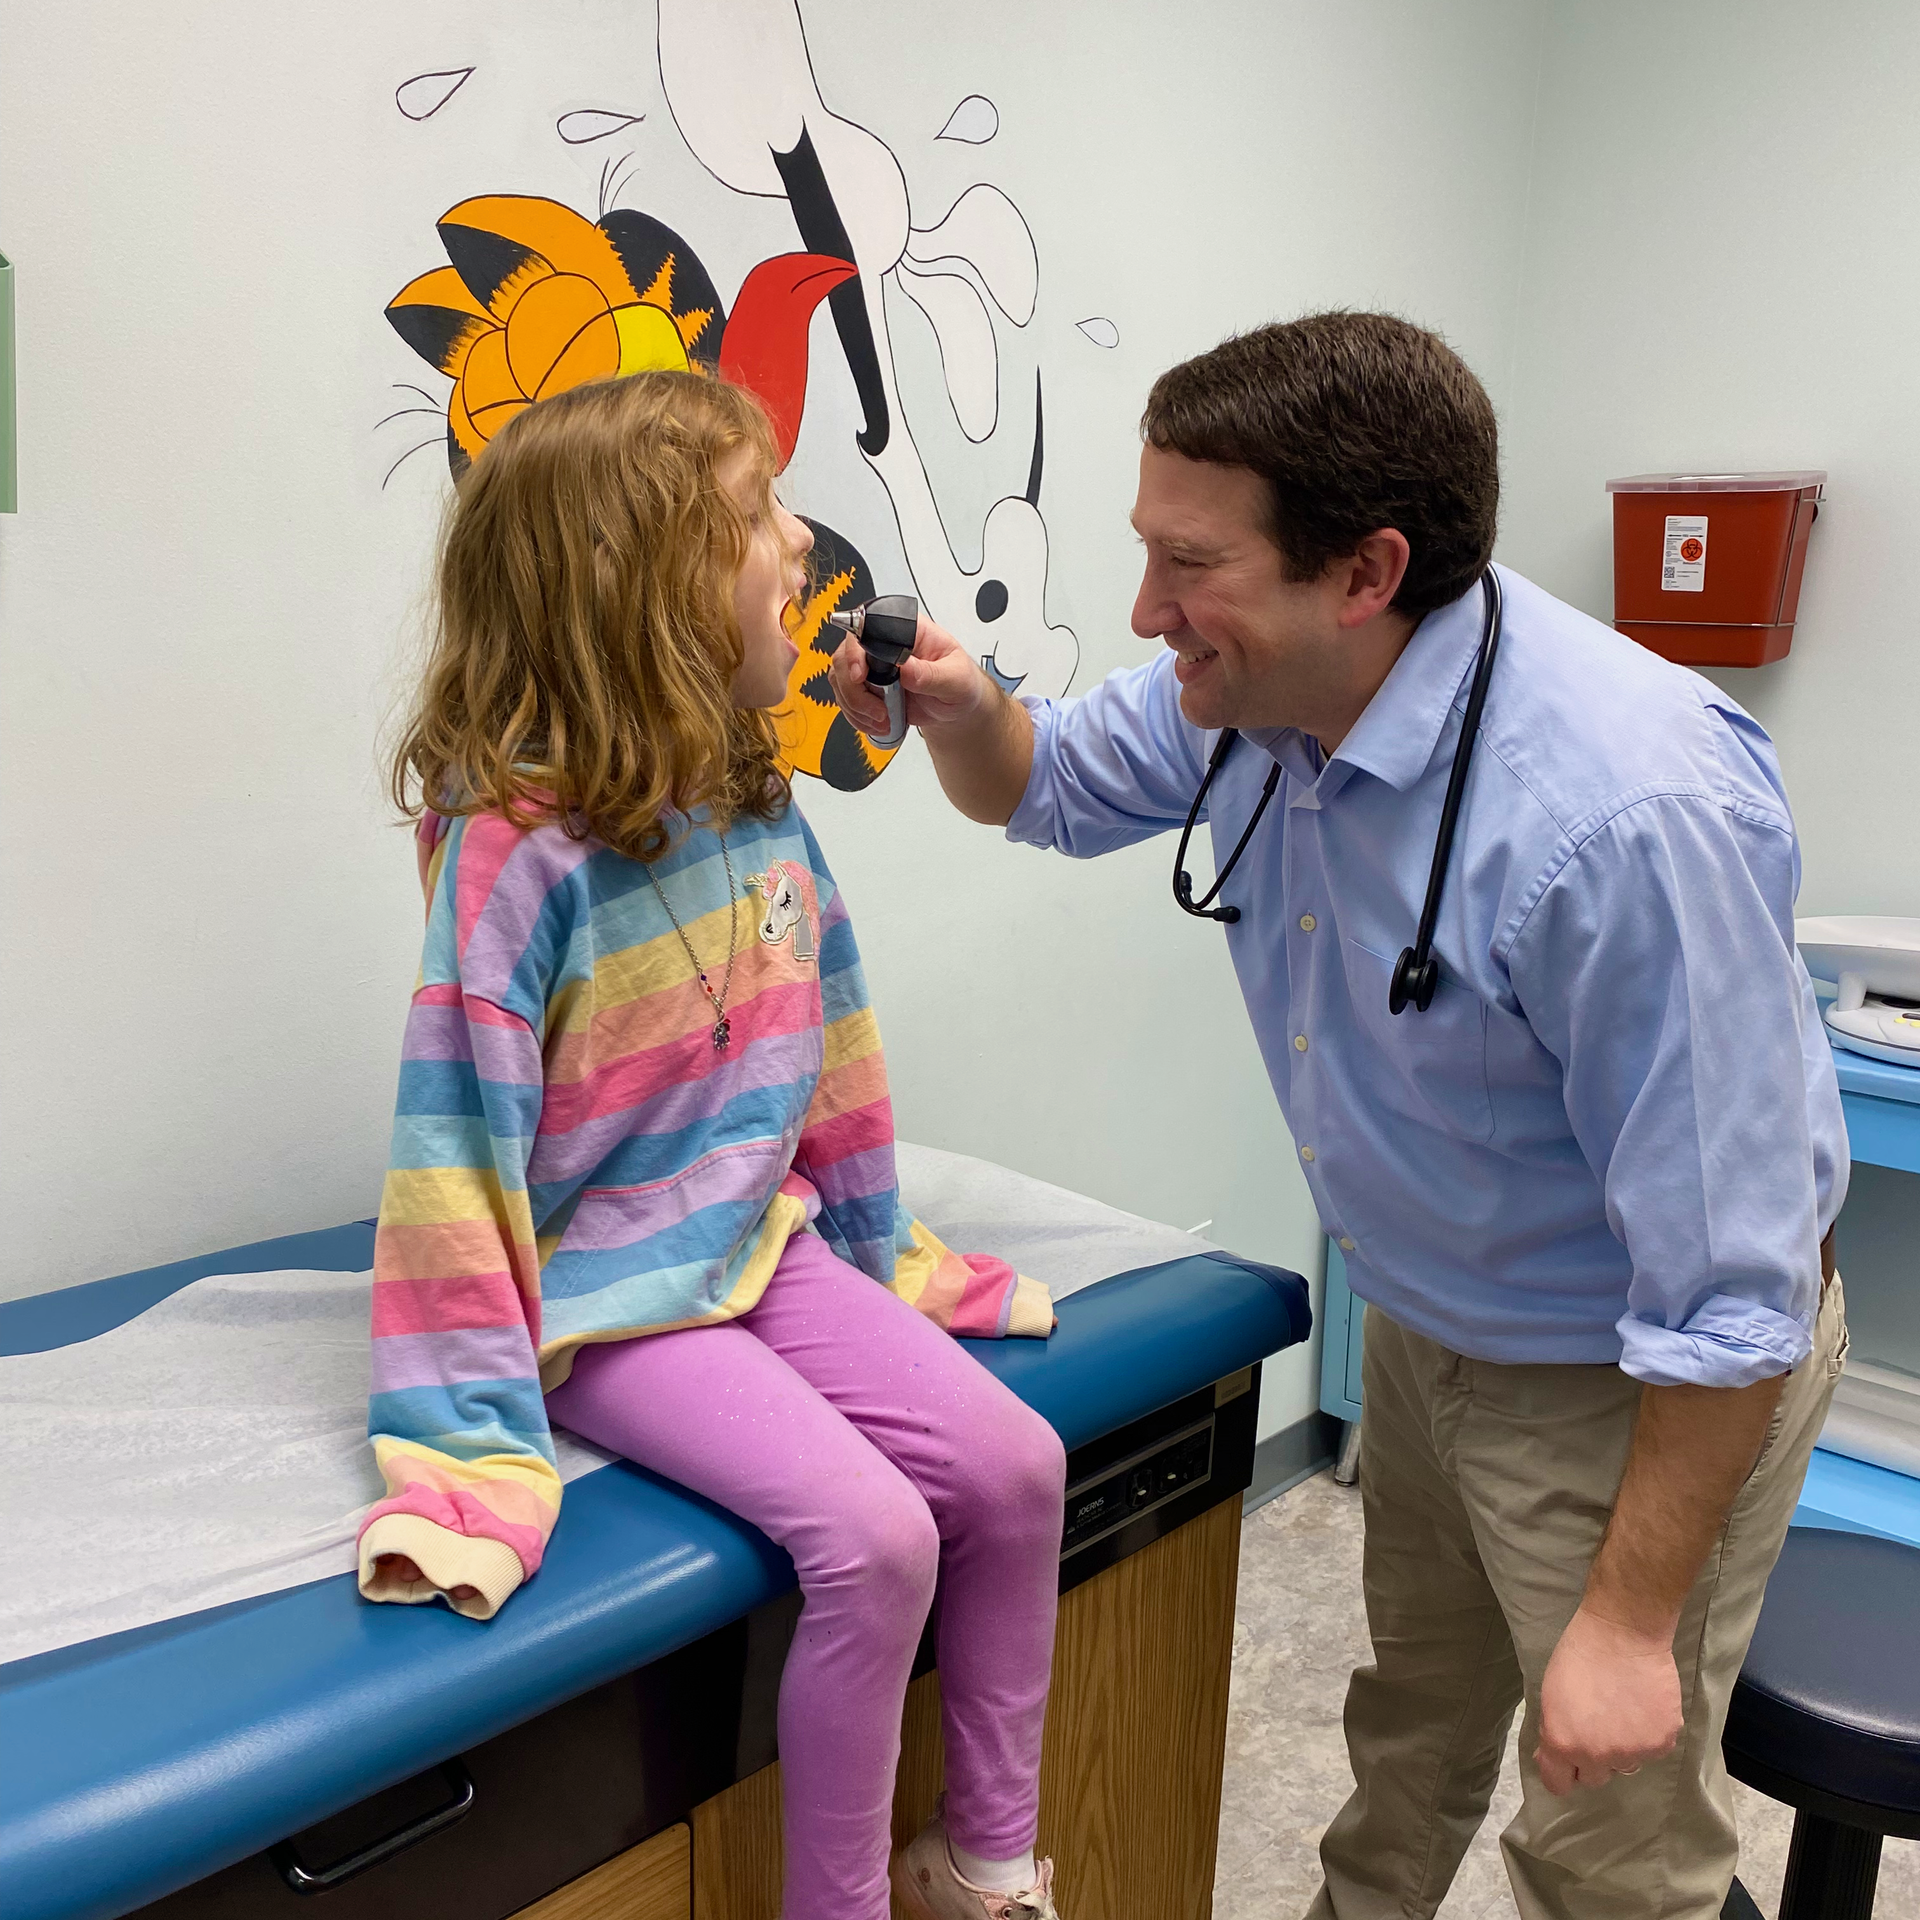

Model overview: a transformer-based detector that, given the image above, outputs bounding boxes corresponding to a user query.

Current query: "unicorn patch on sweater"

[749,861,816,962]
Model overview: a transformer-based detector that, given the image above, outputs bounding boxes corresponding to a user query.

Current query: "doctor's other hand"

[828,611,993,740]
[1533,1602,1683,1795]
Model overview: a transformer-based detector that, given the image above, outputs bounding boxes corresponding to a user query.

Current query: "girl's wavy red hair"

[391,370,791,862]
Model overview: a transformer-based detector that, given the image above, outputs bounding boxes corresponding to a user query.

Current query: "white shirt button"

[1299,913,1317,932]
[1339,1237,1355,1252]
[1300,1145,1316,1162]
[1294,1035,1309,1053]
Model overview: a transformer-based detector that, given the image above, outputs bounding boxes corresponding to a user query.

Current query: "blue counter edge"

[0,1229,1307,1920]
[1794,1446,1920,1549]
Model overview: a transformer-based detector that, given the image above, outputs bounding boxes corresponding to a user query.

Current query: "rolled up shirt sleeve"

[1007,652,1209,857]
[1505,791,1825,1388]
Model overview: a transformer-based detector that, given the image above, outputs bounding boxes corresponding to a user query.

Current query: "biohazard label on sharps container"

[1662,515,1708,592]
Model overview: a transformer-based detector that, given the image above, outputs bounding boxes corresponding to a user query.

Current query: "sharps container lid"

[1606,471,1826,494]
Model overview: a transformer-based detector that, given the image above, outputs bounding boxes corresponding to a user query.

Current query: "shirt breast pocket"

[1343,939,1495,1144]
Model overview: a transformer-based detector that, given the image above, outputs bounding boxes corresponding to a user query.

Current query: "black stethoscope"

[1172,568,1504,1017]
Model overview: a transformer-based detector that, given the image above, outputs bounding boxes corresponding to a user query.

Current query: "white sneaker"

[888,1797,1061,1919]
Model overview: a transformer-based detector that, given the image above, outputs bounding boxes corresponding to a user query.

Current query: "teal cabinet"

[1803,1044,1920,1547]
[1318,1239,1365,1424]
[1832,1048,1920,1176]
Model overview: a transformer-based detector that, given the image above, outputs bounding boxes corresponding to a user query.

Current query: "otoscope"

[825,594,918,750]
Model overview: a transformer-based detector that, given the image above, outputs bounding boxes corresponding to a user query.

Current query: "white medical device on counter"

[1795,916,1920,1066]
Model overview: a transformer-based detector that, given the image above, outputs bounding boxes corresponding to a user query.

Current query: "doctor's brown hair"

[390,370,792,863]
[1141,311,1498,618]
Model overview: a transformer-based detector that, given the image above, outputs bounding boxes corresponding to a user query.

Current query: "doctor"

[830,312,1850,1920]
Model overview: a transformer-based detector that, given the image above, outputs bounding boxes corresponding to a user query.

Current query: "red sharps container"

[1607,471,1825,667]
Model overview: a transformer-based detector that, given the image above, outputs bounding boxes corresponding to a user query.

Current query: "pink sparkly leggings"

[545,1228,1066,1920]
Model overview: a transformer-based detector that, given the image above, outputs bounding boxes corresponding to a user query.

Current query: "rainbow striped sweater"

[358,800,1052,1619]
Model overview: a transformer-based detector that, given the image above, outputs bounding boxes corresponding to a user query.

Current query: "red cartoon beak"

[718,252,860,469]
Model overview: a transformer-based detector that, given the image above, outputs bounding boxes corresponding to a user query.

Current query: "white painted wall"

[0,0,1547,1443]
[1499,0,1920,1372]
[1501,0,1920,921]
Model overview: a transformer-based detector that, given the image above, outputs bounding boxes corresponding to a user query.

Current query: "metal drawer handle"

[269,1761,475,1894]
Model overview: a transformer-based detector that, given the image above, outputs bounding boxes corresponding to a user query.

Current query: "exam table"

[1,1209,1308,1920]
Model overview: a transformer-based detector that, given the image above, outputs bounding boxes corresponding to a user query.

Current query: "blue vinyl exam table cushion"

[0,1222,1308,1920]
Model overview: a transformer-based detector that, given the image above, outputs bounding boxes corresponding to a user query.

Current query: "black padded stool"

[1722,1528,1920,1919]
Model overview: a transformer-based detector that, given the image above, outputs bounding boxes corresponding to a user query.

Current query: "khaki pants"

[1308,1278,1848,1920]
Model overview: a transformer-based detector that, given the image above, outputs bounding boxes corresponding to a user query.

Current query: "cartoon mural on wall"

[382,0,1087,792]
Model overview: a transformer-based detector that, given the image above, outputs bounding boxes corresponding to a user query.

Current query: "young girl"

[358,370,1068,1920]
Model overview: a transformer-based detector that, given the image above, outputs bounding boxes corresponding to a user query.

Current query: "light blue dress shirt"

[1008,565,1848,1388]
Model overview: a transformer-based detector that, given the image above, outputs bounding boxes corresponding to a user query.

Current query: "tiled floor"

[1214,1470,1920,1918]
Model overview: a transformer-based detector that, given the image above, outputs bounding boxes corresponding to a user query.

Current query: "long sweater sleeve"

[357,813,572,1618]
[358,982,561,1618]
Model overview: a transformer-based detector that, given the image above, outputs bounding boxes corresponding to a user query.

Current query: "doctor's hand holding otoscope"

[827,601,1038,825]
[827,599,985,738]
